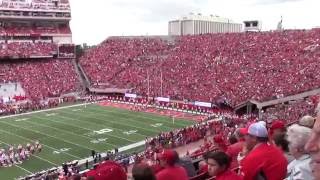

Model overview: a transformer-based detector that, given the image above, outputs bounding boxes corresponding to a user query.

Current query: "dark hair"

[87,176,95,180]
[205,151,231,169]
[132,164,156,180]
[228,135,238,145]
[257,136,269,143]
[273,132,289,152]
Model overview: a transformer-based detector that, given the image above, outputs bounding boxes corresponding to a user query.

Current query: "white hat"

[258,121,267,127]
[248,122,268,138]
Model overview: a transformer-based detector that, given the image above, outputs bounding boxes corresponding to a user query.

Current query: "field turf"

[0,103,195,179]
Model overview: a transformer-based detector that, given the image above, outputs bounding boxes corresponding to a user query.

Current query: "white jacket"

[286,154,314,180]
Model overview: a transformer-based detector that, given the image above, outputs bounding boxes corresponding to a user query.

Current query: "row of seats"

[0,0,70,11]
[0,42,57,58]
[80,29,320,106]
[0,25,71,35]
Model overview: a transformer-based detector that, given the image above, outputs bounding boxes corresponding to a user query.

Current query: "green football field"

[0,103,195,179]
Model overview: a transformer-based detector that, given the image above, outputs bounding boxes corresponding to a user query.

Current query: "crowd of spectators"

[263,97,317,124]
[0,25,71,35]
[0,58,79,101]
[129,105,320,180]
[80,29,320,106]
[0,42,57,58]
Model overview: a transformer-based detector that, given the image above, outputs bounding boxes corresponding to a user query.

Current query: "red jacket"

[226,140,244,169]
[240,143,287,180]
[216,170,243,180]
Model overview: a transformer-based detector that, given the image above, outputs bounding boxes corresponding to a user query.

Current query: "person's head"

[244,122,269,150]
[205,151,231,177]
[234,128,245,141]
[132,164,156,180]
[158,149,177,167]
[270,120,286,138]
[299,115,315,129]
[272,132,289,153]
[228,135,238,145]
[286,124,311,159]
[305,115,320,179]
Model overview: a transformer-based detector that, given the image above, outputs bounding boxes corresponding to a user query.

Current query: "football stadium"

[0,0,320,180]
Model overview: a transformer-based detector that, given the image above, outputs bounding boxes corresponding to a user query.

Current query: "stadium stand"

[80,29,320,106]
[0,58,79,101]
[0,42,57,58]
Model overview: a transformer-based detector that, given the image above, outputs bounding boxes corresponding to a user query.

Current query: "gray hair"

[286,124,311,149]
[299,115,315,128]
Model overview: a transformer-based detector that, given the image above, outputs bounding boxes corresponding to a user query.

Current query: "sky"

[69,0,320,45]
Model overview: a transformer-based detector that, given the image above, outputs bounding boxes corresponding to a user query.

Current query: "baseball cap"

[243,122,268,138]
[157,149,176,165]
[270,120,285,130]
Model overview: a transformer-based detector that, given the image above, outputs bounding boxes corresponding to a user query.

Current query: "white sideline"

[0,103,90,120]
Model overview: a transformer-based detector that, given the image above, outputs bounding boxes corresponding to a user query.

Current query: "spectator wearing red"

[213,135,227,152]
[269,120,286,139]
[156,149,188,180]
[206,151,242,180]
[240,122,288,180]
[226,128,245,169]
[305,113,320,180]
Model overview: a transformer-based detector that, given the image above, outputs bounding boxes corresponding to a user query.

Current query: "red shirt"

[226,140,244,169]
[156,165,189,180]
[216,170,243,180]
[240,143,287,180]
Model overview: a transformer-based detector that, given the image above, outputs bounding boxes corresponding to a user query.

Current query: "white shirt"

[286,154,314,180]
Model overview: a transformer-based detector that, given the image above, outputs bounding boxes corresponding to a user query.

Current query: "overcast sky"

[69,0,320,45]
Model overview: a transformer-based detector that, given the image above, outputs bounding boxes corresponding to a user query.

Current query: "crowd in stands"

[264,99,317,124]
[80,29,320,106]
[0,25,71,35]
[0,42,57,58]
[128,105,320,180]
[0,58,79,101]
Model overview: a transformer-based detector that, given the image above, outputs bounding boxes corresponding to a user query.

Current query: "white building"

[168,13,242,36]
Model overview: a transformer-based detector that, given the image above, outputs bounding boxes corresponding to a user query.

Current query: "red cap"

[271,120,285,130]
[239,128,248,135]
[158,149,176,165]
[86,161,127,180]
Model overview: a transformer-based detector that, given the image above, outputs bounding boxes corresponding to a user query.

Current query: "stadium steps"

[72,59,89,90]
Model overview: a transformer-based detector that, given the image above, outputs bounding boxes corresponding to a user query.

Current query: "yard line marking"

[0,128,80,159]
[0,121,93,153]
[59,109,162,133]
[15,164,33,174]
[23,118,118,148]
[15,118,29,122]
[98,106,189,127]
[51,113,148,138]
[34,115,136,143]
[84,106,187,128]
[0,139,58,166]
[83,106,191,130]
